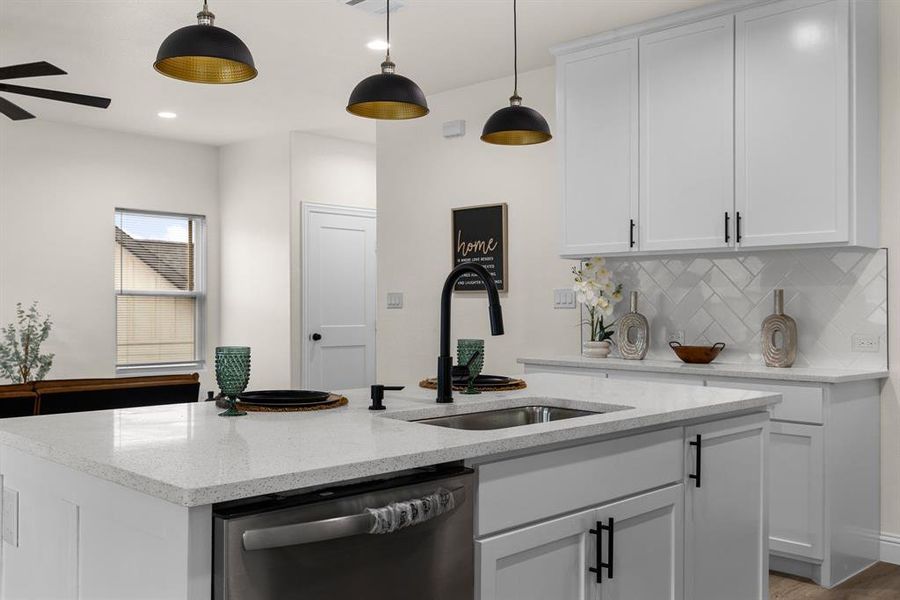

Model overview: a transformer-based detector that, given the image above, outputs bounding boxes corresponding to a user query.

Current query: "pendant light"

[347,0,428,120]
[154,0,257,84]
[481,0,551,145]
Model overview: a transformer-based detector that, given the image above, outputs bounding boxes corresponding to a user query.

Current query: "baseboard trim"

[881,532,900,566]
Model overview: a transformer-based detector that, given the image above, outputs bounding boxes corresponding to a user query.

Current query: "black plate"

[451,374,513,387]
[237,390,332,407]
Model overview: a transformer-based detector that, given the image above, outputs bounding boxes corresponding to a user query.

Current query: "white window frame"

[114,208,207,374]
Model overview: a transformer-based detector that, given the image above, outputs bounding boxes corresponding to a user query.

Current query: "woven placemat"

[418,378,527,392]
[233,394,349,413]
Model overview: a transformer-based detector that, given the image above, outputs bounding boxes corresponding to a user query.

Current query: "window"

[115,209,205,370]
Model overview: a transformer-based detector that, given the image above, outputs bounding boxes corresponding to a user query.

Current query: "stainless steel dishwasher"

[213,464,474,600]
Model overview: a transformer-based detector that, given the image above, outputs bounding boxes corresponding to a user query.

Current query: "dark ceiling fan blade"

[0,61,67,81]
[0,83,110,109]
[0,96,35,120]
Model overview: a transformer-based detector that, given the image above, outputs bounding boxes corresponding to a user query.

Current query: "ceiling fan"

[0,61,111,121]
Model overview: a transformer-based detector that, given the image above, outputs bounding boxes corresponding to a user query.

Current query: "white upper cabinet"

[558,40,638,257]
[639,16,734,252]
[553,0,879,257]
[735,0,849,247]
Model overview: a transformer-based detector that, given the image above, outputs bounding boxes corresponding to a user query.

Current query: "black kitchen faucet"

[436,263,504,403]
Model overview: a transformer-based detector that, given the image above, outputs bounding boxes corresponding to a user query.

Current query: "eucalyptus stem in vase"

[573,258,623,358]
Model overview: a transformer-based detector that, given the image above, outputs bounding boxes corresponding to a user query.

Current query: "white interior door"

[303,204,376,391]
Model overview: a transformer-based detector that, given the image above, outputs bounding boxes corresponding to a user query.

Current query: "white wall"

[218,131,376,389]
[290,132,377,210]
[0,120,220,390]
[218,133,292,390]
[879,0,900,552]
[376,67,579,384]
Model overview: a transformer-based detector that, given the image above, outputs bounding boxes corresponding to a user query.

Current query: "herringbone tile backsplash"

[602,248,888,369]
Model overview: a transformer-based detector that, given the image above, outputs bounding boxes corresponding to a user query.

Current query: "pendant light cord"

[386,0,391,62]
[513,0,518,98]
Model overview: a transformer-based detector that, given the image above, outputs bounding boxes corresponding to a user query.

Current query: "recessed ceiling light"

[157,111,177,119]
[366,39,389,51]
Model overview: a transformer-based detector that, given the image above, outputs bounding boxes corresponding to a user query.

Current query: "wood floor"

[769,563,900,599]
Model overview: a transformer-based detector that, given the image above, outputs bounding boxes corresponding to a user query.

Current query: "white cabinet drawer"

[706,378,824,425]
[607,370,705,386]
[476,427,682,536]
[521,364,609,378]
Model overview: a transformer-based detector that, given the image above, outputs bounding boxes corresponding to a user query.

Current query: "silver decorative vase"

[617,291,649,360]
[761,289,797,368]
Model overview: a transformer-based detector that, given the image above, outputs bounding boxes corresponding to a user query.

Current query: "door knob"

[311,333,322,341]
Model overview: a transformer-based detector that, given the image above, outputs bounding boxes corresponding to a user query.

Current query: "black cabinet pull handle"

[689,434,702,488]
[311,333,322,341]
[589,518,614,583]
[629,220,636,248]
[736,212,743,244]
[724,212,731,244]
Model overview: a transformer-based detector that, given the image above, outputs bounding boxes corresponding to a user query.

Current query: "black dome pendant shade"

[481,0,551,145]
[347,0,428,120]
[154,0,257,84]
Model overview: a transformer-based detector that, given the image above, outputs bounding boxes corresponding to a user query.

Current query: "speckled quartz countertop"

[518,356,888,384]
[0,373,779,507]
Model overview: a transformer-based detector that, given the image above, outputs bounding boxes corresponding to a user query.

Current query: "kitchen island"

[0,373,779,599]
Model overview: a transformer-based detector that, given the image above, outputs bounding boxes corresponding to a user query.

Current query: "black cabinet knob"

[311,333,322,341]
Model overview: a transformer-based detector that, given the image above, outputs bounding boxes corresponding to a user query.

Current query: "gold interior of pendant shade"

[347,100,429,120]
[481,129,553,146]
[154,56,257,84]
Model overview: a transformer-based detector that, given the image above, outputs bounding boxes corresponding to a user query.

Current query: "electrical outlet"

[852,333,880,353]
[667,330,685,345]
[2,486,18,547]
[553,289,576,309]
[386,292,403,309]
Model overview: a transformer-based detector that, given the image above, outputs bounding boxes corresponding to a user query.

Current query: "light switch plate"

[667,330,685,345]
[851,333,880,353]
[553,289,576,309]
[386,292,403,309]
[2,486,18,547]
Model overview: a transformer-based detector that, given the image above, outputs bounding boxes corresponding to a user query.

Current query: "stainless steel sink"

[412,405,602,431]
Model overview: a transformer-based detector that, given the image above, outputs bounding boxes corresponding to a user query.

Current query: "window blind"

[115,210,203,367]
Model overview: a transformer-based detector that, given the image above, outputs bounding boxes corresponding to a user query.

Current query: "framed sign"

[451,203,508,292]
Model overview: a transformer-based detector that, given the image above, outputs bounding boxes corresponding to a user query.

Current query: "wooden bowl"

[669,341,725,364]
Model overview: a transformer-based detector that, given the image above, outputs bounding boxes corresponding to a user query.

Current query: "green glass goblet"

[457,339,485,395]
[216,346,251,417]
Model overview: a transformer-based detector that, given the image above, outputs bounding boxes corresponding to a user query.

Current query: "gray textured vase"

[761,289,797,368]
[617,291,650,360]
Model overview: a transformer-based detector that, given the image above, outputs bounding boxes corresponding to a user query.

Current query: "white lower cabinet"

[593,486,684,600]
[684,413,769,600]
[768,421,824,560]
[477,485,684,600]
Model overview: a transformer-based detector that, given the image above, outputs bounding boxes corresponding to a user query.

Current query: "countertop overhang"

[0,373,779,507]
[518,356,888,384]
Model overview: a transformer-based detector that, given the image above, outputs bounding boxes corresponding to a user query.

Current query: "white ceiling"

[0,0,713,146]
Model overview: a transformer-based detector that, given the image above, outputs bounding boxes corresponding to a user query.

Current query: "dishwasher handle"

[242,486,466,551]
